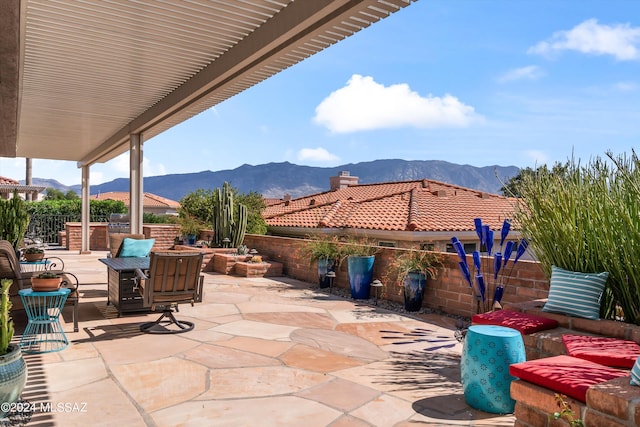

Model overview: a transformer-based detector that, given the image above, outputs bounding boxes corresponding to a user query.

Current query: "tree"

[499,162,569,197]
[44,188,79,200]
[237,191,267,235]
[179,186,268,236]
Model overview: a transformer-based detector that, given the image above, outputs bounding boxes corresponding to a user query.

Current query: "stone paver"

[14,250,515,426]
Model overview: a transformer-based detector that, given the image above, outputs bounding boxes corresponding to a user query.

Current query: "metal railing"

[26,214,109,245]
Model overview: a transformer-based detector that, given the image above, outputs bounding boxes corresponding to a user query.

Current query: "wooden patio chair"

[134,251,204,334]
[0,240,80,332]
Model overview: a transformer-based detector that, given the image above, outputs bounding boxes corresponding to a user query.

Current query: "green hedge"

[25,199,127,220]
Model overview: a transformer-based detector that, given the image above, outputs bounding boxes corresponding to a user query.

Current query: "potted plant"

[0,278,27,418]
[388,249,443,311]
[23,246,45,262]
[178,214,204,245]
[299,234,341,288]
[31,271,62,292]
[339,237,379,299]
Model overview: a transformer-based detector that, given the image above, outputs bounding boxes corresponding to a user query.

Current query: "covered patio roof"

[1,0,414,167]
[0,0,415,252]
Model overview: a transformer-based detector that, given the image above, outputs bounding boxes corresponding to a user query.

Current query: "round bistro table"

[18,287,71,354]
[460,324,525,414]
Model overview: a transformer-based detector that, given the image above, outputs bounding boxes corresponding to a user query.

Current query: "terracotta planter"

[23,252,44,262]
[30,277,62,292]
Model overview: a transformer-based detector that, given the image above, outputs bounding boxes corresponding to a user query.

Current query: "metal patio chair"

[134,251,204,334]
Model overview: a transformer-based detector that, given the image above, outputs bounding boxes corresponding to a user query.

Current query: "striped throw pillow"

[542,266,608,320]
[631,356,640,386]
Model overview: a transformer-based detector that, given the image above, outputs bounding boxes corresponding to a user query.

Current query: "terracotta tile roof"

[264,198,283,207]
[0,176,19,185]
[91,192,180,209]
[263,179,516,232]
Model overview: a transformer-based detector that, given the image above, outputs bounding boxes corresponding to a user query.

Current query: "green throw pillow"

[542,266,608,320]
[118,238,155,258]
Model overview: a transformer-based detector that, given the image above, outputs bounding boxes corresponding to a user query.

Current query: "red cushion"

[472,310,558,334]
[509,355,628,402]
[562,334,640,369]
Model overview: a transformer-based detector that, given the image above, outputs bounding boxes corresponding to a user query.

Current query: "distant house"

[0,176,45,200]
[263,171,522,255]
[90,192,180,216]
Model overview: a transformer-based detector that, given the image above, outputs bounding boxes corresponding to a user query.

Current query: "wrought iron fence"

[26,214,109,245]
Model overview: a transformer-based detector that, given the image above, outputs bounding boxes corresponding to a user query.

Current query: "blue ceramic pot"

[403,271,426,311]
[347,255,375,299]
[0,345,27,419]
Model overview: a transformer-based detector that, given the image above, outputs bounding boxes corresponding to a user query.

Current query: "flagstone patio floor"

[12,250,515,427]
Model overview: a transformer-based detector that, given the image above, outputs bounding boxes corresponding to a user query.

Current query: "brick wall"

[243,234,549,319]
[64,223,180,251]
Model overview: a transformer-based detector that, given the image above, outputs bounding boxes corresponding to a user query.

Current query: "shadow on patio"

[5,250,515,427]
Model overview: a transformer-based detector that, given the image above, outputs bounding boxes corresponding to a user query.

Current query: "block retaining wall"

[243,234,548,318]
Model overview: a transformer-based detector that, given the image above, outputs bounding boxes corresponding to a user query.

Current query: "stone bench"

[491,300,640,426]
[502,299,640,360]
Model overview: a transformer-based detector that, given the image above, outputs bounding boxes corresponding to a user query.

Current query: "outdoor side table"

[19,256,65,273]
[18,288,71,354]
[460,324,525,414]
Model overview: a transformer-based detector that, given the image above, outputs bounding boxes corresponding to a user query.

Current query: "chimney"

[283,194,291,202]
[330,171,358,191]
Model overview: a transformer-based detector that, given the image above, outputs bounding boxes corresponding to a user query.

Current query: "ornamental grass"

[513,151,640,324]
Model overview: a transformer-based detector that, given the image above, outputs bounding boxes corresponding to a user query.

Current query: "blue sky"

[2,0,640,186]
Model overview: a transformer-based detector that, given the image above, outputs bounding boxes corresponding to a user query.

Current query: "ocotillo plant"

[213,182,248,248]
[0,279,15,355]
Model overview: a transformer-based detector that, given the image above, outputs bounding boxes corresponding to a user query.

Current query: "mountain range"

[25,159,520,202]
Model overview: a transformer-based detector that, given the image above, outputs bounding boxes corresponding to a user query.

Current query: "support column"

[129,134,143,234]
[80,166,91,254]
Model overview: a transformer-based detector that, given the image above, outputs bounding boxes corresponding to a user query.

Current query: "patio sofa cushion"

[119,238,155,258]
[472,309,558,334]
[509,355,628,402]
[542,266,608,320]
[562,334,640,369]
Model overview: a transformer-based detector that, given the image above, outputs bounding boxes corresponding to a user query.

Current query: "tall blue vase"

[403,271,426,311]
[347,255,375,299]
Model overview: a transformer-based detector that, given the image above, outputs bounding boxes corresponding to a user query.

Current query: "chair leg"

[73,301,79,332]
[140,308,194,334]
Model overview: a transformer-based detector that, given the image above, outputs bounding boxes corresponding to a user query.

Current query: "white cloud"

[297,147,339,163]
[144,158,167,177]
[529,19,640,60]
[90,170,104,185]
[614,81,639,91]
[109,152,166,178]
[525,150,549,166]
[112,153,131,174]
[313,74,481,133]
[498,66,545,82]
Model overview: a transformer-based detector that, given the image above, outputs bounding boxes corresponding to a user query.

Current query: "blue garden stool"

[460,324,525,414]
[18,288,70,354]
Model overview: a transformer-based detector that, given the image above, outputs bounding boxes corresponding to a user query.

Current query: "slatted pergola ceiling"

[1,0,414,168]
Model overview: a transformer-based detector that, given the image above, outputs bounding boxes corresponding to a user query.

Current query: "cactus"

[212,182,248,248]
[0,279,14,355]
[0,191,30,253]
